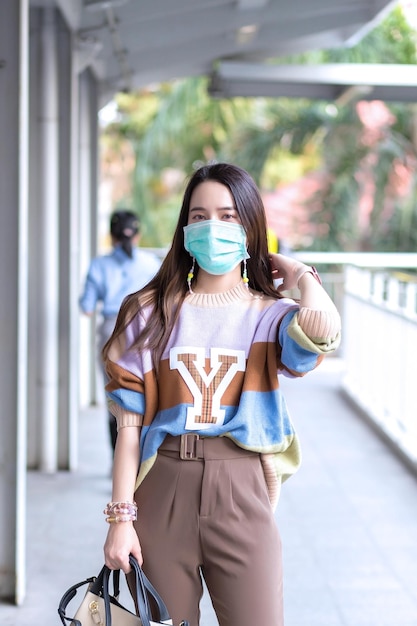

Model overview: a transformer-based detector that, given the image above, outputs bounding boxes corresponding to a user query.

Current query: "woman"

[102,163,341,626]
[79,210,160,451]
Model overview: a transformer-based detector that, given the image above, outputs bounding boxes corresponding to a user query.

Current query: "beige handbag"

[58,555,189,626]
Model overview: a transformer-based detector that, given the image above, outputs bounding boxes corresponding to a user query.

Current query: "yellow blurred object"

[267,228,278,253]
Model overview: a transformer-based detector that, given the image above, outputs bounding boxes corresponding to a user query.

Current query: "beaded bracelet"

[104,501,138,523]
[105,514,136,524]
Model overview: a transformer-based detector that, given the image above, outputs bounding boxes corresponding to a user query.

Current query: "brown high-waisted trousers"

[133,434,283,626]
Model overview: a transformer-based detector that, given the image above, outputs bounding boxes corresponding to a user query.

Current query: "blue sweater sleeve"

[278,309,320,374]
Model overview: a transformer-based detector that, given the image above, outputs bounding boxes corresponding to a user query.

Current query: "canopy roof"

[48,0,408,101]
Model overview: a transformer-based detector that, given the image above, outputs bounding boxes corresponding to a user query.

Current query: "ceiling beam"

[208,62,417,103]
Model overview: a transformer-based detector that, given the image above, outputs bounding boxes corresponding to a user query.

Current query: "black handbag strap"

[57,575,96,626]
[58,567,120,626]
[102,557,148,626]
[89,564,120,598]
[102,555,171,626]
[130,556,171,622]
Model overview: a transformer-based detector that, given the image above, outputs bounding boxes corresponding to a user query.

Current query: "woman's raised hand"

[269,253,312,292]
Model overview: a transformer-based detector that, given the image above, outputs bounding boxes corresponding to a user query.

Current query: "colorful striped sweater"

[105,281,341,508]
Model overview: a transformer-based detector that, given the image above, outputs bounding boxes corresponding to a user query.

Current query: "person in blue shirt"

[79,210,161,452]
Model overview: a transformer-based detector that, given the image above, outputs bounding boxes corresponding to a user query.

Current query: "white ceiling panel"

[44,0,404,100]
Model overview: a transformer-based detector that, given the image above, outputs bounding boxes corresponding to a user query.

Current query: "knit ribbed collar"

[185,281,255,307]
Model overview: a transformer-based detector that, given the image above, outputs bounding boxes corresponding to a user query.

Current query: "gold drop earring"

[242,258,249,289]
[187,258,195,294]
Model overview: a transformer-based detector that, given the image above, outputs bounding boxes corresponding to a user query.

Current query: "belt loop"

[180,434,202,460]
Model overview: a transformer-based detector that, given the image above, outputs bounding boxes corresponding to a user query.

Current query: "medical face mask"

[183,220,249,275]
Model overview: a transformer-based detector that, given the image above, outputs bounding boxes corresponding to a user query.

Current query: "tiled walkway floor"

[1,358,417,625]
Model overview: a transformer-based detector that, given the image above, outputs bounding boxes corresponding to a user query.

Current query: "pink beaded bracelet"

[105,514,136,524]
[104,501,138,523]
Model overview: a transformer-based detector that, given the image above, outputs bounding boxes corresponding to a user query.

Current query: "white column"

[38,7,59,473]
[0,0,29,604]
[78,70,99,409]
[57,13,80,470]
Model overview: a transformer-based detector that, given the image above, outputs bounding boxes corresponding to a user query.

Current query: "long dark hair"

[103,163,281,365]
[110,210,140,258]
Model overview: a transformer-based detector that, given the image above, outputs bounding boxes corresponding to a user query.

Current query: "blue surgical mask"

[183,220,249,275]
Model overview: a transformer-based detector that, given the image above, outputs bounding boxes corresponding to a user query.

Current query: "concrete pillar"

[56,13,80,470]
[0,0,29,604]
[28,6,85,472]
[37,7,60,473]
[78,69,99,409]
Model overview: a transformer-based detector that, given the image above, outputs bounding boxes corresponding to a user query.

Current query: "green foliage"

[277,6,417,65]
[220,99,329,184]
[326,6,417,64]
[390,174,417,250]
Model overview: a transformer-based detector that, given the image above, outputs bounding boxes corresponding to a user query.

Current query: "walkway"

[1,358,417,625]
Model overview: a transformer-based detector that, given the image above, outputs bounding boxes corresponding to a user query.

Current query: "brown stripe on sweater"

[105,360,144,393]
[243,342,281,391]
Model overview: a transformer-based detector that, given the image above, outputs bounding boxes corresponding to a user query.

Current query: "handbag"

[58,554,189,626]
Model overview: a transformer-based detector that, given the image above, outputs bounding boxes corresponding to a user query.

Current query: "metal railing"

[294,253,417,471]
[342,264,417,469]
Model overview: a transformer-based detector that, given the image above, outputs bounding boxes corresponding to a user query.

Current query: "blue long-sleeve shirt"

[79,245,161,318]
